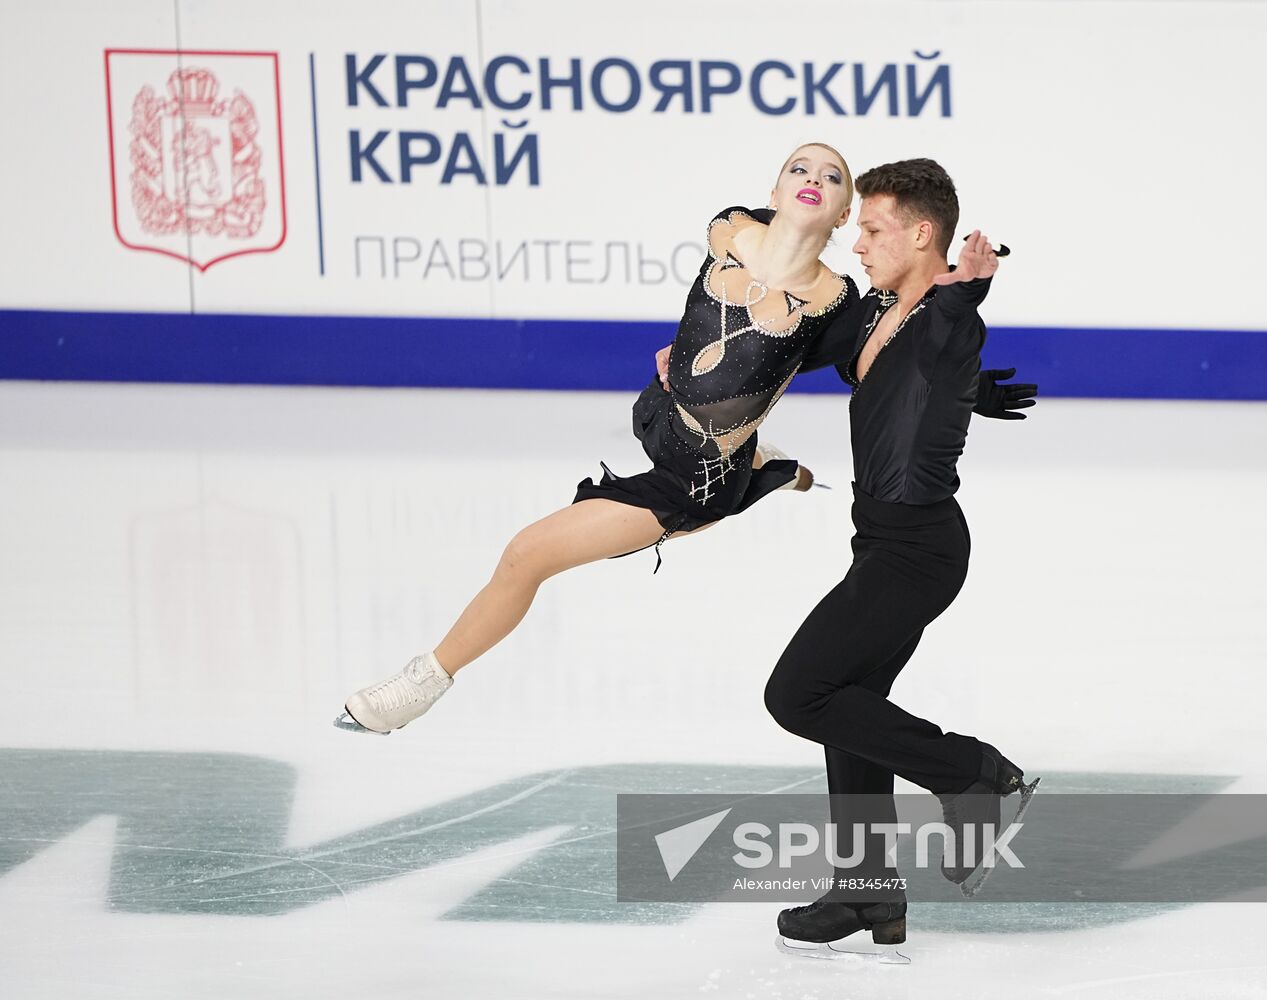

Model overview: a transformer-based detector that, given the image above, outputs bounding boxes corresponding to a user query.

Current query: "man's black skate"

[938,743,1040,897]
[775,894,910,965]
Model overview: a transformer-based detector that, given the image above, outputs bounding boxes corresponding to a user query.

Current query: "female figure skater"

[333,143,1022,735]
[334,142,859,734]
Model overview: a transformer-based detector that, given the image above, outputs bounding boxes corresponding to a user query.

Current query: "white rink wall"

[0,0,1264,331]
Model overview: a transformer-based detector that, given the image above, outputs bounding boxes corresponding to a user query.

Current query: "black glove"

[974,367,1037,420]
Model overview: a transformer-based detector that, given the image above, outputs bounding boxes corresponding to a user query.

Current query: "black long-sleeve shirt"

[834,277,992,504]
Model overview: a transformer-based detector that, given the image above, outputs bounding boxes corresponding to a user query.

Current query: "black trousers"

[764,485,986,882]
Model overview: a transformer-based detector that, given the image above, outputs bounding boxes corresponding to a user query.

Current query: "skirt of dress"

[572,377,799,536]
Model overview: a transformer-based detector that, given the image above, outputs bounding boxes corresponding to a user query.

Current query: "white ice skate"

[333,652,453,735]
[775,935,911,965]
[754,442,828,491]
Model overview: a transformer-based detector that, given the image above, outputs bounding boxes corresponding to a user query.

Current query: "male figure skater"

[762,158,1039,955]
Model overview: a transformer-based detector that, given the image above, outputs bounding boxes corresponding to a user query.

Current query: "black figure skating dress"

[573,207,860,543]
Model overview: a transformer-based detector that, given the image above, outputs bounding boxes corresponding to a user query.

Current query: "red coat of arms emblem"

[105,50,286,271]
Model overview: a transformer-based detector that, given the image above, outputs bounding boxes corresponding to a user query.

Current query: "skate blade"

[332,710,390,736]
[775,935,911,965]
[960,776,1041,898]
[811,481,833,490]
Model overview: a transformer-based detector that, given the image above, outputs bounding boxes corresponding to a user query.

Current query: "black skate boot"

[775,892,909,964]
[937,742,1040,897]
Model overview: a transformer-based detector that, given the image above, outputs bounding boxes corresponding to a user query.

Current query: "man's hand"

[933,230,1002,285]
[974,368,1038,420]
[656,344,672,390]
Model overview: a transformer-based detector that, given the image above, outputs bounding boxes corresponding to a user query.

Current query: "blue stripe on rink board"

[1,309,1265,400]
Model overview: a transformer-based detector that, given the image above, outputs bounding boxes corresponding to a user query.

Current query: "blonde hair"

[778,142,855,204]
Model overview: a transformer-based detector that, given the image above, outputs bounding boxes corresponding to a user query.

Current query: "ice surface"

[2,381,1265,998]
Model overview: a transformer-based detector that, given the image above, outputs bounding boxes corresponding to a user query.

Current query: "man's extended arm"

[974,368,1038,420]
[933,231,1037,419]
[931,230,999,317]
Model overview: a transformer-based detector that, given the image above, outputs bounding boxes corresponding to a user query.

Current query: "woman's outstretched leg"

[435,499,675,674]
[336,499,686,734]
